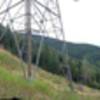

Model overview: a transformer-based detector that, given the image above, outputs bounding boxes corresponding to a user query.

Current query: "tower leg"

[25,0,32,80]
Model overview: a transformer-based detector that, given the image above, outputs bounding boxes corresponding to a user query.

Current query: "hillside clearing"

[0,49,100,100]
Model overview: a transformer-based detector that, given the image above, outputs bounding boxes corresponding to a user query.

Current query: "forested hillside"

[32,35,100,65]
[0,24,100,89]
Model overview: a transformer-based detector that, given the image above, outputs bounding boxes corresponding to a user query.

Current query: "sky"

[59,0,100,46]
[0,0,100,46]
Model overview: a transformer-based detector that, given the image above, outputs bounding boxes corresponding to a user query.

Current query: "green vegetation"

[0,24,100,89]
[0,49,100,100]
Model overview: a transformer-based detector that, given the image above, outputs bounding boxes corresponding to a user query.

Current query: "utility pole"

[25,0,32,80]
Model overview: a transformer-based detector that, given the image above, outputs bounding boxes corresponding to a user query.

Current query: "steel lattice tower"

[0,0,69,80]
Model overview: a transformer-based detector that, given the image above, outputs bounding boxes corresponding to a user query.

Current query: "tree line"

[0,24,100,89]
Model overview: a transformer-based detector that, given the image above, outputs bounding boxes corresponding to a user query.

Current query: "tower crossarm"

[0,0,24,15]
[35,0,60,17]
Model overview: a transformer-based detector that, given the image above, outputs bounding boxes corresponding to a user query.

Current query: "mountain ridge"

[32,34,100,65]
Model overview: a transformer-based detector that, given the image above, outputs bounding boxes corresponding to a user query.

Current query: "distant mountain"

[32,35,100,67]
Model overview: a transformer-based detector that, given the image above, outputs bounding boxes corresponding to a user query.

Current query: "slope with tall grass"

[0,48,100,100]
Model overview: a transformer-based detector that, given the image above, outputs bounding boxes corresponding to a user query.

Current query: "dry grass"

[0,49,100,100]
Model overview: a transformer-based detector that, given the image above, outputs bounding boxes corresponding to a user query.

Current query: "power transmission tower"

[25,0,32,79]
[0,0,72,82]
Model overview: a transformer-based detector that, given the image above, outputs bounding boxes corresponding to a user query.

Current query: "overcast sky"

[59,0,100,46]
[0,0,100,46]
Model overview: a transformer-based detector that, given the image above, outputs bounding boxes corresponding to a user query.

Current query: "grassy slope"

[0,49,100,100]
